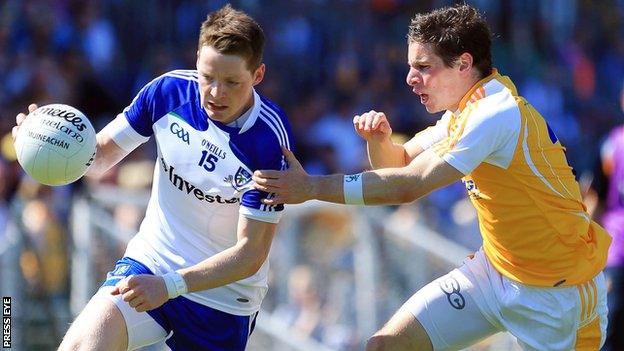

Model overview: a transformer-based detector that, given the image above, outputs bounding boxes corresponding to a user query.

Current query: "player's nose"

[406,69,420,86]
[209,81,226,98]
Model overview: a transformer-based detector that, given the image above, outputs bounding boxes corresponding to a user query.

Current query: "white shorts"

[92,287,169,351]
[403,249,608,351]
[93,257,259,351]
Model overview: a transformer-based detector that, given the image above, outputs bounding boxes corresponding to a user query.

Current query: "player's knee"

[57,332,87,351]
[365,334,394,351]
[58,332,126,351]
[57,300,128,351]
[366,332,431,351]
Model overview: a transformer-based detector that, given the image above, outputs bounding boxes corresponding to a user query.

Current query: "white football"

[14,104,97,186]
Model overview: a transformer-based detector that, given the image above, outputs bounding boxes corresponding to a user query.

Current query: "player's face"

[197,46,265,124]
[406,42,472,113]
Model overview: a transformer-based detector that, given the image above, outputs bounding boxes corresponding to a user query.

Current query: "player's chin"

[425,104,442,113]
[207,109,231,122]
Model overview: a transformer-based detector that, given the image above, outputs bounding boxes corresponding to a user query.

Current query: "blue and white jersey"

[103,69,293,315]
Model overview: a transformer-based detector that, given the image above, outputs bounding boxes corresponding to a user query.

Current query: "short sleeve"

[434,102,521,175]
[235,96,294,223]
[100,113,150,153]
[239,148,286,224]
[122,77,163,137]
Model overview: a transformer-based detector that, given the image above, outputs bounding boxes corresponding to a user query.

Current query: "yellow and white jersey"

[413,70,611,287]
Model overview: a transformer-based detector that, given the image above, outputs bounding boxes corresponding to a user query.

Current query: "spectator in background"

[588,83,624,351]
[274,265,323,338]
[307,96,367,174]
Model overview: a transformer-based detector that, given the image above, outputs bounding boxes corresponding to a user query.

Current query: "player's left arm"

[112,215,276,312]
[178,216,276,291]
[253,147,464,205]
[255,102,521,206]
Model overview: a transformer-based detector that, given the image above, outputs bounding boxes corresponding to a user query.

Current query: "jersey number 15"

[198,150,219,172]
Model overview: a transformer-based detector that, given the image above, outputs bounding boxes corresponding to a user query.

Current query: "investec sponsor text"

[160,157,239,204]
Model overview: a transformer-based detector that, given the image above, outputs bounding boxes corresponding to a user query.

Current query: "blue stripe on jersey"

[101,258,256,351]
[259,108,290,149]
[228,96,293,212]
[123,70,204,137]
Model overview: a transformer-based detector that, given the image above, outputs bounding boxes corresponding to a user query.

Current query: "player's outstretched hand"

[111,274,169,313]
[253,147,312,205]
[12,104,38,142]
[353,110,392,142]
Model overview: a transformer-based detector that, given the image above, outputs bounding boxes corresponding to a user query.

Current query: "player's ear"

[457,53,473,73]
[252,63,265,86]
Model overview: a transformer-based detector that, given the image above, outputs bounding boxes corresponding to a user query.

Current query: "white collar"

[237,89,262,134]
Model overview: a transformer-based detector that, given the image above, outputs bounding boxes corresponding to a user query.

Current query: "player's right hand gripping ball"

[14,104,97,186]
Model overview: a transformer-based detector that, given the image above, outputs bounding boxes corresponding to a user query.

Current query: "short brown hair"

[198,4,265,70]
[408,4,492,79]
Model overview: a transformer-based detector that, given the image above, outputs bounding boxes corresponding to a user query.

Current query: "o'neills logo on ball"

[37,107,87,131]
[39,117,85,143]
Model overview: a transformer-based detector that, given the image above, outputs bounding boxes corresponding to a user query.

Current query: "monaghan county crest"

[224,167,253,192]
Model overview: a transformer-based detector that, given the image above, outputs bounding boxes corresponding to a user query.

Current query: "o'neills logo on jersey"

[201,139,227,159]
[160,157,239,204]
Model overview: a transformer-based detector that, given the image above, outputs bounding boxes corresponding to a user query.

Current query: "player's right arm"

[85,130,131,178]
[88,73,169,178]
[353,110,424,169]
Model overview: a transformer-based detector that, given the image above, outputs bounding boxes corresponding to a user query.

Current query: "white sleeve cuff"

[100,113,150,153]
[239,206,283,224]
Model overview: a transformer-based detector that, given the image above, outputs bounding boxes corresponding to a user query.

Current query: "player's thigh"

[59,288,128,351]
[59,287,168,351]
[366,308,433,351]
[399,269,501,351]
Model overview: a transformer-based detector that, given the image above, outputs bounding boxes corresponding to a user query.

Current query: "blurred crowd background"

[1,0,623,350]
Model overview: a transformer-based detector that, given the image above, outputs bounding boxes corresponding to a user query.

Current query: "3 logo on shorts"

[438,276,466,310]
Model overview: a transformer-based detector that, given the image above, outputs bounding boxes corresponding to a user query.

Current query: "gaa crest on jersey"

[225,167,253,192]
[170,121,190,144]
